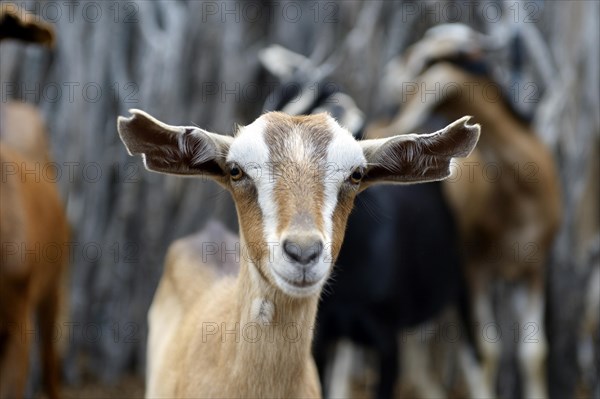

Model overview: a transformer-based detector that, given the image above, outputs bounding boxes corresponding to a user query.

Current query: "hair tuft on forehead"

[262,112,336,165]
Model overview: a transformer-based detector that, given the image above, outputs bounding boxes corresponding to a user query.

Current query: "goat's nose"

[283,235,323,266]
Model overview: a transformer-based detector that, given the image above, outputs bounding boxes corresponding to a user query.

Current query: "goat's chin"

[269,262,328,299]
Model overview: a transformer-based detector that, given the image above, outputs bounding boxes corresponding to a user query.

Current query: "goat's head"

[0,6,55,46]
[118,110,479,298]
[381,24,498,107]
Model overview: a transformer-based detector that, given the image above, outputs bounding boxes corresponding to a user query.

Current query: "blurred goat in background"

[260,44,480,399]
[376,24,562,398]
[0,7,69,399]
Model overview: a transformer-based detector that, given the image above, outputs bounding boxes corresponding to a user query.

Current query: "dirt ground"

[61,375,144,399]
[53,372,594,398]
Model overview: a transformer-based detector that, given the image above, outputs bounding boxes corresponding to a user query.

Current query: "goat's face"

[226,112,364,297]
[118,110,480,298]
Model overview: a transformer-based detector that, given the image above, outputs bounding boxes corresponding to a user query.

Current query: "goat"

[378,24,562,398]
[0,7,68,399]
[259,44,479,399]
[0,6,54,46]
[117,106,480,397]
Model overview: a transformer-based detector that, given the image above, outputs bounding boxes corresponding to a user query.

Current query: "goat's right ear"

[359,116,480,189]
[117,109,232,179]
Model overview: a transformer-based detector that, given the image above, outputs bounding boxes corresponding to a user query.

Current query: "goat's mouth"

[276,271,317,288]
[270,267,325,297]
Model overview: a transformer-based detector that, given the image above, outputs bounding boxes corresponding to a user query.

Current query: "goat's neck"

[229,234,318,381]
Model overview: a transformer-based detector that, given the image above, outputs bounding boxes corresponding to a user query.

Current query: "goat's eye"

[350,169,363,184]
[230,164,243,181]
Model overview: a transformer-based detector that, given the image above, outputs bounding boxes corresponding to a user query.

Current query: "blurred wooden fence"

[0,1,597,397]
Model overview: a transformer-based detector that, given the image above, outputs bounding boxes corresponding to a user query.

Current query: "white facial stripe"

[227,117,268,167]
[227,116,279,246]
[322,118,366,243]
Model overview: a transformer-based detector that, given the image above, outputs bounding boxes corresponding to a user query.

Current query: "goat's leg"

[374,333,398,399]
[0,305,32,398]
[514,281,548,399]
[476,286,501,393]
[459,267,497,398]
[400,322,446,398]
[38,284,60,399]
[326,339,356,399]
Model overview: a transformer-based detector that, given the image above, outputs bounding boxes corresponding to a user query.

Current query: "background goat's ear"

[0,8,55,46]
[359,116,480,189]
[117,109,232,178]
[258,44,312,79]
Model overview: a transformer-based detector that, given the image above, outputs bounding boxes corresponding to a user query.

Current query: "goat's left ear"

[359,116,480,189]
[117,109,233,179]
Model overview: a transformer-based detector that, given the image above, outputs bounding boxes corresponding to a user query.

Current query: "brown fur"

[230,176,266,268]
[0,103,69,399]
[329,188,356,261]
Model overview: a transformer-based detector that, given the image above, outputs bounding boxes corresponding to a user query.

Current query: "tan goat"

[374,24,562,398]
[0,8,68,399]
[117,108,480,397]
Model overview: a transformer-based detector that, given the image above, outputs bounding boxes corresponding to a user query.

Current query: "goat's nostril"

[283,240,301,262]
[283,238,323,265]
